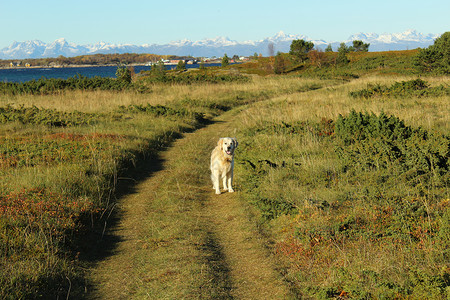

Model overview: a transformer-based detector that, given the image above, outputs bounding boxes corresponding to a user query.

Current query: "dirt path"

[87,109,294,299]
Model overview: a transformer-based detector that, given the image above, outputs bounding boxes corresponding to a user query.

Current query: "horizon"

[1,0,448,49]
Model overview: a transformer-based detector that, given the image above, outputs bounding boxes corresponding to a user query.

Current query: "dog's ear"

[232,138,238,148]
[217,138,224,148]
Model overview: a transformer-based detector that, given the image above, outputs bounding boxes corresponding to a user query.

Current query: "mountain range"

[0,30,440,60]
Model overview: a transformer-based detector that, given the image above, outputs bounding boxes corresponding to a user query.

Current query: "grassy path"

[87,108,294,299]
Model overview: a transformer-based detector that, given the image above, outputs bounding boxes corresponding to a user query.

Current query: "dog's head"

[218,137,238,156]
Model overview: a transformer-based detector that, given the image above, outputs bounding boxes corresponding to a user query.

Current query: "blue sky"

[1,0,448,48]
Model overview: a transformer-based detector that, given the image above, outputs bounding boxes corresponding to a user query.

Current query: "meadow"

[233,74,449,299]
[0,53,449,298]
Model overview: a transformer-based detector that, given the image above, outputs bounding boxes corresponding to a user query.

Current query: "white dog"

[210,137,238,194]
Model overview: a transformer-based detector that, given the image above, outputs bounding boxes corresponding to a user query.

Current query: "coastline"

[0,63,144,70]
[0,62,233,82]
[0,61,225,70]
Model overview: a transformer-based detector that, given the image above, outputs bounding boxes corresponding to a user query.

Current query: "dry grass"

[240,75,449,132]
[0,76,337,113]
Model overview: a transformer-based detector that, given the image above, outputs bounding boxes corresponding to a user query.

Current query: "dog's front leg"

[212,170,221,194]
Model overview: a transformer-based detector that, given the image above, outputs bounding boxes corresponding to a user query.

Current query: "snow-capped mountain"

[42,38,85,58]
[2,40,47,59]
[0,30,440,60]
[347,29,439,51]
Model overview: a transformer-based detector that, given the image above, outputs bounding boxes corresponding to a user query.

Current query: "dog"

[210,137,238,194]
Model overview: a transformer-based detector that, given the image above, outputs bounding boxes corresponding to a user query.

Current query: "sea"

[0,63,223,83]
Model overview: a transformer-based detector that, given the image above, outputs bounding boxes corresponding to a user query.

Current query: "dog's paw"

[228,188,234,193]
[215,190,221,195]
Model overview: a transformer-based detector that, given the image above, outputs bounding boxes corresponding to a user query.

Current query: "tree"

[325,44,333,52]
[151,61,166,79]
[268,43,275,57]
[289,39,314,62]
[414,31,450,74]
[350,40,370,52]
[116,66,132,84]
[176,60,186,71]
[274,52,286,74]
[222,54,229,67]
[337,43,350,65]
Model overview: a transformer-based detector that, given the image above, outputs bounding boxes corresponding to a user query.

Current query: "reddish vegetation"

[0,188,96,236]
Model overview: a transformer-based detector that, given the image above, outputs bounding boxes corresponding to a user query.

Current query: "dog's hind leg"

[222,172,228,191]
[227,171,234,193]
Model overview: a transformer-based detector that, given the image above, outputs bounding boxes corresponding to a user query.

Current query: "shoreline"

[0,63,144,70]
[0,61,225,70]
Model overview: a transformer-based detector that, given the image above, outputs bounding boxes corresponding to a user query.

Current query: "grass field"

[0,56,449,299]
[233,75,449,298]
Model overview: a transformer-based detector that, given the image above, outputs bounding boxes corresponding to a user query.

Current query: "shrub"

[414,31,450,74]
[176,60,186,71]
[117,103,207,123]
[274,52,287,74]
[143,72,250,85]
[335,110,449,184]
[337,43,350,65]
[0,105,100,126]
[0,74,144,95]
[222,54,229,67]
[349,79,449,98]
[352,56,387,70]
[116,66,132,84]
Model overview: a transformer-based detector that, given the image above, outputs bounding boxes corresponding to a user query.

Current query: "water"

[0,63,223,83]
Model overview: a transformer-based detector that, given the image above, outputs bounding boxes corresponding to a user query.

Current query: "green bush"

[414,31,450,74]
[0,103,209,128]
[349,79,449,98]
[0,74,149,96]
[0,105,100,126]
[335,110,449,186]
[117,103,207,123]
[143,72,250,85]
[116,66,132,84]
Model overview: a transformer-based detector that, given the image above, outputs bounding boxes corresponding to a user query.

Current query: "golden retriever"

[210,137,238,194]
